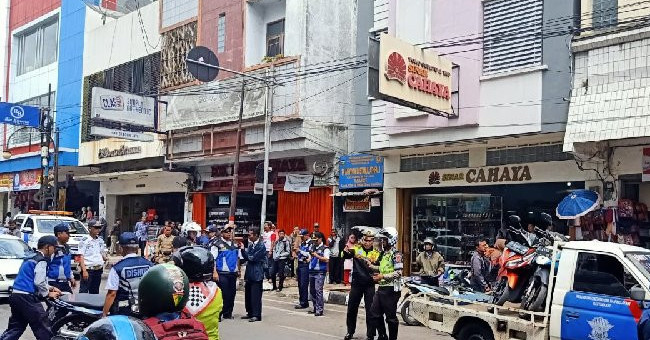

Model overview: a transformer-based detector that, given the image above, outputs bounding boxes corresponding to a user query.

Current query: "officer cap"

[88,219,102,228]
[53,223,69,233]
[38,235,58,248]
[220,224,233,232]
[119,232,138,245]
[207,225,219,233]
[300,229,309,236]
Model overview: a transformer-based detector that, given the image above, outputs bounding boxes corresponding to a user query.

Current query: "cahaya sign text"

[429,165,533,185]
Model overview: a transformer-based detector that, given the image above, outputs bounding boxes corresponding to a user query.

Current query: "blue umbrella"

[556,189,601,219]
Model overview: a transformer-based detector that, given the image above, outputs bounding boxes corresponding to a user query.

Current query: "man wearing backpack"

[271,229,291,292]
[138,263,209,340]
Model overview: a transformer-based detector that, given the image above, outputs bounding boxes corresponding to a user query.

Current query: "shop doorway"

[115,193,185,232]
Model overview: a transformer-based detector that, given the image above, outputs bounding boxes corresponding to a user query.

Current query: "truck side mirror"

[630,285,647,301]
[21,227,33,234]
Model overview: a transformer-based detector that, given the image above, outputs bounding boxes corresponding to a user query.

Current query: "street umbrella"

[556,189,601,219]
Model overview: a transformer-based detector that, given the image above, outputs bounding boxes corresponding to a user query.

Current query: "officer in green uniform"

[369,227,403,340]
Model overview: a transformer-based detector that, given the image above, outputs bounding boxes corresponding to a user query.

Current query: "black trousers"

[296,263,309,307]
[328,257,343,284]
[369,287,401,340]
[79,268,103,294]
[0,294,52,340]
[244,280,263,319]
[217,272,237,318]
[346,284,385,338]
[271,259,287,290]
[139,240,147,257]
[48,280,72,293]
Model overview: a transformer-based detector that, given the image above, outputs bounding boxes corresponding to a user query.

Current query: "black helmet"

[539,213,553,228]
[79,315,155,340]
[508,215,522,229]
[138,263,190,317]
[172,246,214,282]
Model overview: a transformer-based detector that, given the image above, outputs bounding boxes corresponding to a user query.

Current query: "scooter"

[47,293,104,339]
[492,225,537,306]
[398,276,447,326]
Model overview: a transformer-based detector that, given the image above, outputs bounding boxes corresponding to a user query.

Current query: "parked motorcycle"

[47,293,104,339]
[399,276,448,326]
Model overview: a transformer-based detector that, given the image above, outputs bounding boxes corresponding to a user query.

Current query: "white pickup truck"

[407,240,650,340]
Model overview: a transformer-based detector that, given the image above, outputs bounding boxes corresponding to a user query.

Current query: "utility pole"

[53,128,59,210]
[39,84,53,210]
[229,80,245,223]
[260,67,273,228]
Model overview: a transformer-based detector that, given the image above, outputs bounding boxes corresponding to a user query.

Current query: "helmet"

[172,246,214,282]
[423,237,435,246]
[181,222,202,235]
[380,227,398,247]
[507,215,522,229]
[78,315,155,340]
[138,263,190,317]
[539,212,553,228]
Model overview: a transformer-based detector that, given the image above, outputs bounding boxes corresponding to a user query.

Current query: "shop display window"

[411,194,502,270]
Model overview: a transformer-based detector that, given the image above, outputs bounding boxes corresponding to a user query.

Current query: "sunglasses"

[362,238,374,242]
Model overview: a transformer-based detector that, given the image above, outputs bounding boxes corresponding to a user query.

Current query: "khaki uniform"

[156,234,174,262]
[416,251,445,276]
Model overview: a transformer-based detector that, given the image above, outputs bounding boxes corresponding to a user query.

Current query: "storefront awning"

[74,168,173,182]
[331,189,383,197]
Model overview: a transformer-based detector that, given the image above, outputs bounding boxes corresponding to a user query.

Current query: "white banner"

[284,174,313,193]
[91,88,155,128]
[165,80,267,131]
[90,126,154,142]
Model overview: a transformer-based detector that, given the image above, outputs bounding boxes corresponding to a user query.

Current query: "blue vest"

[213,238,238,273]
[112,256,153,303]
[13,253,47,294]
[47,244,71,281]
[309,244,327,273]
[298,240,311,264]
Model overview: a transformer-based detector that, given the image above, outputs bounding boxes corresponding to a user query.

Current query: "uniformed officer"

[211,224,240,320]
[308,232,329,316]
[47,223,76,293]
[294,229,311,309]
[369,228,403,340]
[0,236,61,340]
[102,232,153,317]
[156,225,175,263]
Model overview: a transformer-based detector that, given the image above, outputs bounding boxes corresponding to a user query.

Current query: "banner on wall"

[0,174,12,192]
[12,170,41,192]
[343,197,371,213]
[641,148,650,182]
[284,174,313,193]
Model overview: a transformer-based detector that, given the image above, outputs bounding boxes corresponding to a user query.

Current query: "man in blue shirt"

[134,216,149,257]
[47,223,76,293]
[0,236,61,340]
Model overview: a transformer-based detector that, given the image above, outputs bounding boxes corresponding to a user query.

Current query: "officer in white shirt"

[78,220,107,294]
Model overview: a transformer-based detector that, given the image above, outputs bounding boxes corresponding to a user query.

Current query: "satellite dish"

[186,46,219,82]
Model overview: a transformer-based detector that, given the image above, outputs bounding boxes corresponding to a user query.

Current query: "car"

[0,234,33,298]
[14,211,90,276]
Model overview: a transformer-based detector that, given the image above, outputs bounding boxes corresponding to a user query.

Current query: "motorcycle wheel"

[400,300,422,326]
[52,314,99,338]
[492,278,510,306]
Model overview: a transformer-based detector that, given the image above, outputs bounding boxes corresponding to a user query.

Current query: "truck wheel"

[400,301,421,326]
[457,324,494,340]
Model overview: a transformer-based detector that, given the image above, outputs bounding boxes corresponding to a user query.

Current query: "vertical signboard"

[339,154,384,189]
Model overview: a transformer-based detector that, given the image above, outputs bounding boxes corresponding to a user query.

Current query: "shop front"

[384,160,586,273]
[2,170,42,214]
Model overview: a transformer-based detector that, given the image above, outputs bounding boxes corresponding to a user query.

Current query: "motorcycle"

[398,276,448,326]
[492,225,537,306]
[47,293,104,339]
[519,228,568,312]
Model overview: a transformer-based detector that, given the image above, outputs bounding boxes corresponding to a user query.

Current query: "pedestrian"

[47,223,76,293]
[79,207,87,222]
[262,222,274,282]
[171,221,181,236]
[271,229,291,291]
[86,206,94,221]
[343,231,386,340]
[135,216,149,257]
[156,225,175,263]
[415,237,445,286]
[470,239,491,293]
[343,233,357,285]
[5,220,20,237]
[240,227,266,322]
[0,236,61,340]
[290,226,301,277]
[313,222,320,233]
[110,219,122,255]
[210,224,240,320]
[308,231,329,316]
[4,212,11,226]
[78,220,107,294]
[369,228,403,340]
[327,228,343,284]
[294,229,311,309]
[102,232,153,317]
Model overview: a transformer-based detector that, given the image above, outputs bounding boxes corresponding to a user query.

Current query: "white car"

[13,213,90,276]
[0,234,33,298]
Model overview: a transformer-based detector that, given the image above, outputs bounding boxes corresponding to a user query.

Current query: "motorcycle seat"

[61,293,105,309]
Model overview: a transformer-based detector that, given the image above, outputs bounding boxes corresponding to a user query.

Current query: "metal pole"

[39,106,46,211]
[53,128,59,211]
[229,80,245,223]
[260,68,273,228]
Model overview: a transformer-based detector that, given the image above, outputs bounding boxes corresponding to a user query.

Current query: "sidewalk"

[264,277,352,306]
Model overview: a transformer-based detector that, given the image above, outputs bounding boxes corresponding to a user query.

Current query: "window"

[217,13,226,53]
[17,18,59,75]
[266,19,285,57]
[593,0,618,29]
[573,252,640,297]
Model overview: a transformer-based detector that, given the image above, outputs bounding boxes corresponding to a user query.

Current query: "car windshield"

[0,238,32,259]
[37,219,89,234]
[626,252,650,280]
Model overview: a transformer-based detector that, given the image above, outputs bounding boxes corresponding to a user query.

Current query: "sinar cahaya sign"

[429,165,532,185]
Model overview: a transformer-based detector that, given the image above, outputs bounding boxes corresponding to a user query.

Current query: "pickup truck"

[407,240,650,340]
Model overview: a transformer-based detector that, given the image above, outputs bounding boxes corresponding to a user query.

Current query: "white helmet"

[181,221,201,235]
[380,227,398,247]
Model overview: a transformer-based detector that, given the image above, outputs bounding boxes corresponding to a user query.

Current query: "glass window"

[573,252,638,297]
[20,30,39,74]
[593,0,618,29]
[0,239,32,259]
[42,20,59,66]
[217,13,226,53]
[626,252,650,281]
[37,219,89,235]
[266,19,285,57]
[17,18,59,75]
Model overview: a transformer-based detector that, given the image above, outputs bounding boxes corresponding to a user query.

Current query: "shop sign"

[343,197,371,212]
[12,169,41,192]
[90,126,155,142]
[0,173,12,192]
[643,147,650,182]
[0,102,39,127]
[91,88,155,128]
[284,174,313,193]
[98,145,142,159]
[428,165,533,185]
[339,154,384,189]
[379,33,453,117]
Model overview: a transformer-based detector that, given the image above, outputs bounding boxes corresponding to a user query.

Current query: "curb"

[285,290,349,306]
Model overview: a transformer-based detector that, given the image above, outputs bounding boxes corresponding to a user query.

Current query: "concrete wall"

[244,0,286,67]
[0,0,10,102]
